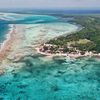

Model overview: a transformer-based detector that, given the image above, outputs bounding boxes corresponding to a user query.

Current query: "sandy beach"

[0,24,15,60]
[35,47,100,59]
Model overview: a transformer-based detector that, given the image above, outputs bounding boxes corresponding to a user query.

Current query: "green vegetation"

[47,15,100,53]
[63,47,69,53]
[68,39,96,51]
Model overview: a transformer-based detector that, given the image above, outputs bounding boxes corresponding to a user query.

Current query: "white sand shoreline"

[35,47,100,59]
[0,24,15,60]
[0,24,14,51]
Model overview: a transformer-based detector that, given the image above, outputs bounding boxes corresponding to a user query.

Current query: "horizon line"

[0,7,100,10]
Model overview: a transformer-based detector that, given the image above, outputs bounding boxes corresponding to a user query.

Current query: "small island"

[36,15,100,58]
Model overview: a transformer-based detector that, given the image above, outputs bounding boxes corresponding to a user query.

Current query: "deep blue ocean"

[0,12,100,100]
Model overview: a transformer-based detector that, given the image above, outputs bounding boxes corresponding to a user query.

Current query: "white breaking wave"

[0,12,57,22]
[0,12,29,21]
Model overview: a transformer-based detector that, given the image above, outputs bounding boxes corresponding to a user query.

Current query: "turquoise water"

[0,57,100,100]
[0,12,100,100]
[0,24,9,43]
[0,13,58,24]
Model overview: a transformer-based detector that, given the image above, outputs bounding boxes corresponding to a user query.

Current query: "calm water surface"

[0,12,100,100]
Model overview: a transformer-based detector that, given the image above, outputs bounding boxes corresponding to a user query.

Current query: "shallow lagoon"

[0,57,100,100]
